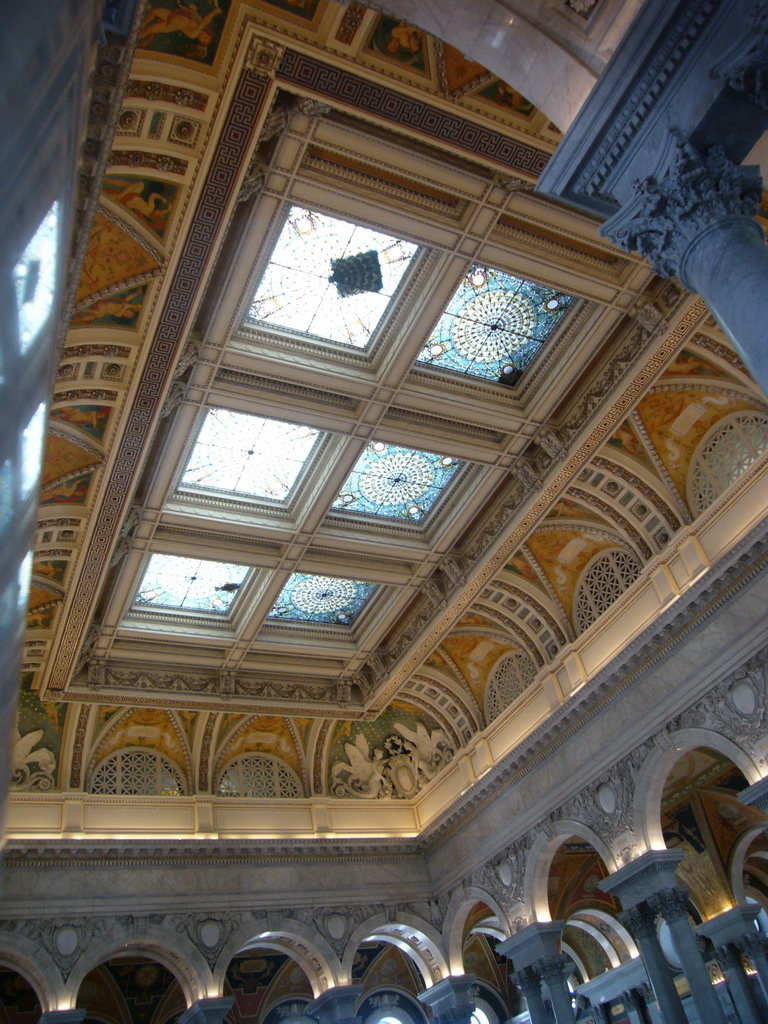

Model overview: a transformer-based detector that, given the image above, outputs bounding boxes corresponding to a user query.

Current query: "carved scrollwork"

[603,135,762,283]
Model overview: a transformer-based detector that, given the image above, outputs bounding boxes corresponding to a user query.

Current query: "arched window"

[90,748,185,796]
[688,411,768,516]
[485,651,537,721]
[574,548,641,633]
[217,753,303,798]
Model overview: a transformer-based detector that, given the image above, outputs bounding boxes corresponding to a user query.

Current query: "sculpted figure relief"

[11,726,56,791]
[330,721,453,799]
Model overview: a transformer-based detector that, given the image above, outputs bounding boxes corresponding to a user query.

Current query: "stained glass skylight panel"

[417,265,574,381]
[247,206,418,348]
[180,409,319,501]
[268,573,376,625]
[135,554,250,614]
[333,442,460,521]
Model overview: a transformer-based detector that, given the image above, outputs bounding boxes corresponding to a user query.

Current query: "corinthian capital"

[647,886,690,923]
[602,136,763,281]
[537,953,572,983]
[618,903,657,940]
[511,964,542,998]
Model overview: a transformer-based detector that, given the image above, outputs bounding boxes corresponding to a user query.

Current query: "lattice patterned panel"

[688,412,768,516]
[217,754,302,798]
[574,549,641,633]
[90,748,185,796]
[485,651,537,721]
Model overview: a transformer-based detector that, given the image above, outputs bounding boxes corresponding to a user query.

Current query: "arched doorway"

[0,966,42,1023]
[75,954,186,1024]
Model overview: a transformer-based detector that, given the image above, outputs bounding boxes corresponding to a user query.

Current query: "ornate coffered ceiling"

[13,0,768,828]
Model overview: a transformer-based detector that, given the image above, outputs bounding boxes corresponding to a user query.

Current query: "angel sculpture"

[331,733,389,798]
[393,721,451,781]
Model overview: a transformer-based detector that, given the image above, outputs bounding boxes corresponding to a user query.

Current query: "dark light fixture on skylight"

[268,572,376,625]
[246,206,418,348]
[332,441,460,521]
[179,408,320,502]
[417,264,574,382]
[135,554,250,614]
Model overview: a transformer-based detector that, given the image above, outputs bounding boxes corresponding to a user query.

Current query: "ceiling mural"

[76,957,185,1024]
[76,213,161,305]
[11,1,768,829]
[215,713,304,782]
[87,708,192,784]
[547,838,621,922]
[439,635,515,711]
[225,951,313,1022]
[634,388,761,504]
[137,0,234,65]
[660,748,768,920]
[352,942,422,995]
[101,174,180,240]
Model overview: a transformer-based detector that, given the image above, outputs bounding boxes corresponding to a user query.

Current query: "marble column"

[309,986,362,1024]
[620,987,647,1023]
[577,956,650,1024]
[697,903,768,1022]
[647,887,727,1024]
[537,955,575,1024]
[177,998,234,1024]
[602,137,768,395]
[741,933,768,1006]
[618,905,687,1024]
[716,942,762,1024]
[511,965,552,1024]
[38,1013,87,1024]
[417,974,478,1024]
[498,922,570,1023]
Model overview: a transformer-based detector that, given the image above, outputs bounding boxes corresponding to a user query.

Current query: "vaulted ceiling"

[12,0,768,835]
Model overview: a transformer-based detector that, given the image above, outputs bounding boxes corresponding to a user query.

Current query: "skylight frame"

[243,204,420,352]
[131,553,253,618]
[175,406,326,511]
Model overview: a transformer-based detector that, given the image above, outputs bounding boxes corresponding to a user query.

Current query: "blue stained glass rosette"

[332,442,460,521]
[268,573,376,625]
[417,265,573,381]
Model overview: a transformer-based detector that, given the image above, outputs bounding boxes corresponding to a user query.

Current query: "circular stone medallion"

[597,782,618,814]
[327,913,346,940]
[497,859,513,887]
[731,680,757,716]
[55,925,79,957]
[199,919,221,949]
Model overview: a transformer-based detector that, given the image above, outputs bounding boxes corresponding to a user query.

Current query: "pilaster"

[177,998,234,1024]
[417,975,479,1024]
[309,986,363,1024]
